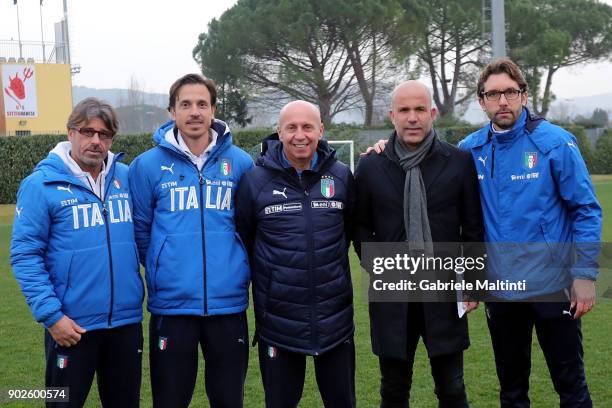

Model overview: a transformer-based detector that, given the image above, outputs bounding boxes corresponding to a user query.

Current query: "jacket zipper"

[490,144,496,178]
[160,143,213,316]
[301,176,318,355]
[102,203,115,327]
[100,164,117,327]
[198,169,208,315]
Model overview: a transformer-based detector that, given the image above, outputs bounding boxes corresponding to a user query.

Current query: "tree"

[218,84,252,128]
[591,108,609,127]
[593,130,612,174]
[398,0,488,118]
[327,0,406,125]
[194,20,251,128]
[507,0,612,116]
[118,74,145,107]
[194,0,362,125]
[116,105,169,135]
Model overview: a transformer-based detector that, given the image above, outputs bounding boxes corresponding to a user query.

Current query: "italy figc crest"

[321,176,335,198]
[524,152,537,169]
[220,158,232,176]
[57,355,68,369]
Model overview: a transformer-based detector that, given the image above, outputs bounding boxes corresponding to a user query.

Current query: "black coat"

[236,135,355,355]
[354,134,484,359]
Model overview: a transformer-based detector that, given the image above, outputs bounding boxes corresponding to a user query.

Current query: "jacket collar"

[382,129,450,193]
[153,119,232,163]
[468,107,546,148]
[38,150,124,192]
[258,133,335,174]
[384,129,450,160]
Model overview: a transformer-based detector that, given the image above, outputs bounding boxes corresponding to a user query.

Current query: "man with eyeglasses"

[11,97,144,407]
[459,59,601,407]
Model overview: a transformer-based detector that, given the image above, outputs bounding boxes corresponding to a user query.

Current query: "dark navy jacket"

[235,135,355,355]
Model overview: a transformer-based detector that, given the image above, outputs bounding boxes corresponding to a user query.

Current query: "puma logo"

[562,309,572,316]
[56,185,72,194]
[273,187,287,199]
[567,142,576,148]
[478,156,487,167]
[161,163,175,174]
[15,206,23,218]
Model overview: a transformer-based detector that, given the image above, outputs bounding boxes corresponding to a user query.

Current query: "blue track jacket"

[129,120,253,316]
[459,109,602,299]
[11,149,143,330]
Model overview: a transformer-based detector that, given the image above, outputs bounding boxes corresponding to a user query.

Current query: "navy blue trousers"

[486,301,592,407]
[258,337,356,408]
[45,323,143,408]
[378,303,468,408]
[149,312,248,408]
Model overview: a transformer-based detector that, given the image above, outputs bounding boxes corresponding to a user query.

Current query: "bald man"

[236,100,356,407]
[353,81,484,407]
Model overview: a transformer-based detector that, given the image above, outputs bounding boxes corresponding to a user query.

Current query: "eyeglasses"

[72,127,114,140]
[481,89,524,101]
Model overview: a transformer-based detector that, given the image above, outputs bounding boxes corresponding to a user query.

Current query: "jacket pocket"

[146,235,167,295]
[204,231,250,309]
[62,247,111,320]
[155,232,202,301]
[262,264,275,317]
[48,251,74,304]
[112,242,145,313]
[540,222,571,269]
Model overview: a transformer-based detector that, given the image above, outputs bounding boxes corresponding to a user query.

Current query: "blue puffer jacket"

[129,120,253,316]
[459,109,602,299]
[11,151,143,330]
[236,135,355,355]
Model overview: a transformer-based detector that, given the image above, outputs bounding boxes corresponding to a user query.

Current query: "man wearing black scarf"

[354,81,484,407]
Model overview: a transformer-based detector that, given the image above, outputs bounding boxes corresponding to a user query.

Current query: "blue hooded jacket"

[11,149,143,330]
[459,109,602,299]
[129,119,253,316]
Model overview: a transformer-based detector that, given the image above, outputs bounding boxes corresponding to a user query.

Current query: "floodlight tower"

[491,0,506,59]
[63,0,71,65]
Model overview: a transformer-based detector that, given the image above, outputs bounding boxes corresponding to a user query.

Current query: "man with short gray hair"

[11,97,144,407]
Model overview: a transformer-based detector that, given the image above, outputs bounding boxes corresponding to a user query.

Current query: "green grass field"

[1,177,611,407]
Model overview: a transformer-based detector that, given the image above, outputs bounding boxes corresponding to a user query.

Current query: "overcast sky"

[1,0,611,99]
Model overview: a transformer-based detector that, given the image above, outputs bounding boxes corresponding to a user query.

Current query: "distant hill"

[551,93,612,117]
[72,86,167,109]
[72,86,169,134]
[115,105,169,135]
[461,92,612,124]
[71,85,611,128]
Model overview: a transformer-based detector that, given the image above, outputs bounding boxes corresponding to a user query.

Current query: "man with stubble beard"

[129,74,253,407]
[459,59,601,407]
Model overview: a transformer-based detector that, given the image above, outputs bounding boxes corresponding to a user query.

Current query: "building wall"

[1,63,72,136]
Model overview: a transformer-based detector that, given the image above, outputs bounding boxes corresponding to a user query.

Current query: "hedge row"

[0,130,277,204]
[591,129,612,174]
[0,125,609,204]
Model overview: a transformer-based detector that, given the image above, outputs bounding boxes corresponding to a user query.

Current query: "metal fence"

[0,40,69,64]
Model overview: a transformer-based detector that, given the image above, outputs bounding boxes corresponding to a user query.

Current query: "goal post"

[328,140,355,173]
